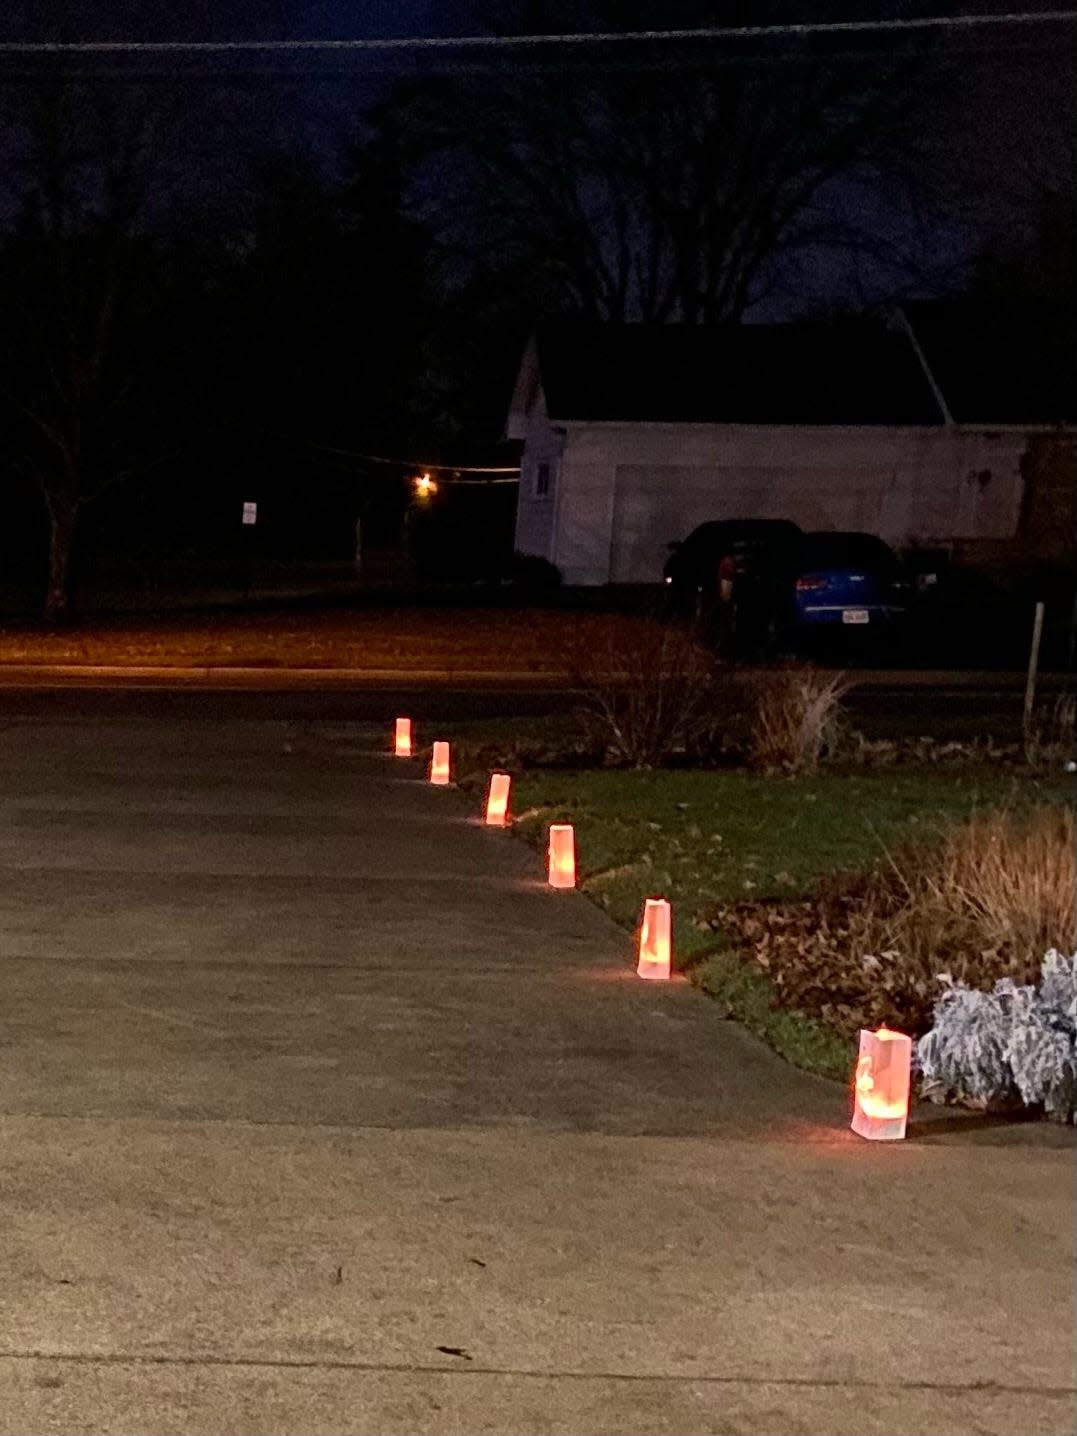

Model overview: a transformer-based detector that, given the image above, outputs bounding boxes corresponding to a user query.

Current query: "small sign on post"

[242,501,258,526]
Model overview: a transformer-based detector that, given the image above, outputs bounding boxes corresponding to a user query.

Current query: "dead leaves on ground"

[703,877,943,1039]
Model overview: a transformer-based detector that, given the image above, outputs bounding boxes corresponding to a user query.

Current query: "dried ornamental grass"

[891,805,1076,971]
[745,665,850,774]
[706,804,1075,1038]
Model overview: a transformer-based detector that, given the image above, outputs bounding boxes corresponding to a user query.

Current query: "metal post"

[1023,600,1045,735]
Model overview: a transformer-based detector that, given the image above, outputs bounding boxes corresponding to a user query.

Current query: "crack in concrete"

[0,1349,1073,1396]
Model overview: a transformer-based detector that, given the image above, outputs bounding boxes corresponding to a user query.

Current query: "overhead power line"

[0,33,1063,83]
[295,440,520,479]
[0,11,1075,55]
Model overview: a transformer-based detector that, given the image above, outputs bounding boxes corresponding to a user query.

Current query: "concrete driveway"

[0,715,1071,1435]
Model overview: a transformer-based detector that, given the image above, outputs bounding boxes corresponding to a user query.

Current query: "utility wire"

[294,440,520,478]
[0,11,1074,54]
[0,34,1064,80]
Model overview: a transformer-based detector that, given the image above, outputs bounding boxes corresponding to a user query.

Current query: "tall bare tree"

[374,1,946,325]
[0,73,197,620]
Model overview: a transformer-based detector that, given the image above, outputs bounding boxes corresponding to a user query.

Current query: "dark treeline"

[0,70,443,618]
[0,2,1071,618]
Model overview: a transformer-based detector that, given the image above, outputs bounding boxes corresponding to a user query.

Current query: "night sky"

[0,3,1072,313]
[0,3,439,41]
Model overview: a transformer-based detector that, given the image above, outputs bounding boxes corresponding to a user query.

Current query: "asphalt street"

[0,670,1067,738]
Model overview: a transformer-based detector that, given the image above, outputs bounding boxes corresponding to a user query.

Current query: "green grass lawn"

[509,767,1067,944]
[488,766,1071,1079]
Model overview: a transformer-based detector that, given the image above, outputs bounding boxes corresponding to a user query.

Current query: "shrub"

[744,665,849,774]
[570,617,724,768]
[509,552,562,591]
[1024,691,1076,772]
[916,951,1077,1121]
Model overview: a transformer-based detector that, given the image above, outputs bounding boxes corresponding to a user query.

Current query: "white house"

[506,311,1075,585]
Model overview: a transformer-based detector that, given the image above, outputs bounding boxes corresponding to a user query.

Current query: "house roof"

[514,311,1075,428]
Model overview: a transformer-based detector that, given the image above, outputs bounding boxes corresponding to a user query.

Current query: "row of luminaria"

[392,718,910,1141]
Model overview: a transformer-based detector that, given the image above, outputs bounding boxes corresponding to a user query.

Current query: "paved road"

[0,668,1068,738]
[0,714,1072,1434]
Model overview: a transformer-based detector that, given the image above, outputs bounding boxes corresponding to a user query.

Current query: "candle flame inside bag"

[485,772,511,826]
[852,1028,912,1140]
[429,741,451,785]
[637,898,672,980]
[548,824,576,888]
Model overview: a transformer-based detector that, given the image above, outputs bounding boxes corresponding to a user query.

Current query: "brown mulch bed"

[702,879,941,1040]
[704,802,1074,1040]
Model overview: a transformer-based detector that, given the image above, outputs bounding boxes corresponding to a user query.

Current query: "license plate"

[842,608,870,624]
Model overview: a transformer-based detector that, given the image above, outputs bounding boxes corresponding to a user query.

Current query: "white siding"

[609,464,902,581]
[541,423,1029,584]
[511,384,563,562]
[554,461,617,584]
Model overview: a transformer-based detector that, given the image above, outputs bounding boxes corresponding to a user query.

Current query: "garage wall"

[609,464,906,582]
[552,424,1029,584]
[552,461,616,584]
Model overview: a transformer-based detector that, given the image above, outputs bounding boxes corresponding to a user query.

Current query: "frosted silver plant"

[916,952,1077,1122]
[1006,951,1077,1120]
[916,980,1015,1108]
[1037,949,1077,1018]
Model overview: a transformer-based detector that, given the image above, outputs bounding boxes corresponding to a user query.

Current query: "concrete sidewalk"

[0,716,1071,1435]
